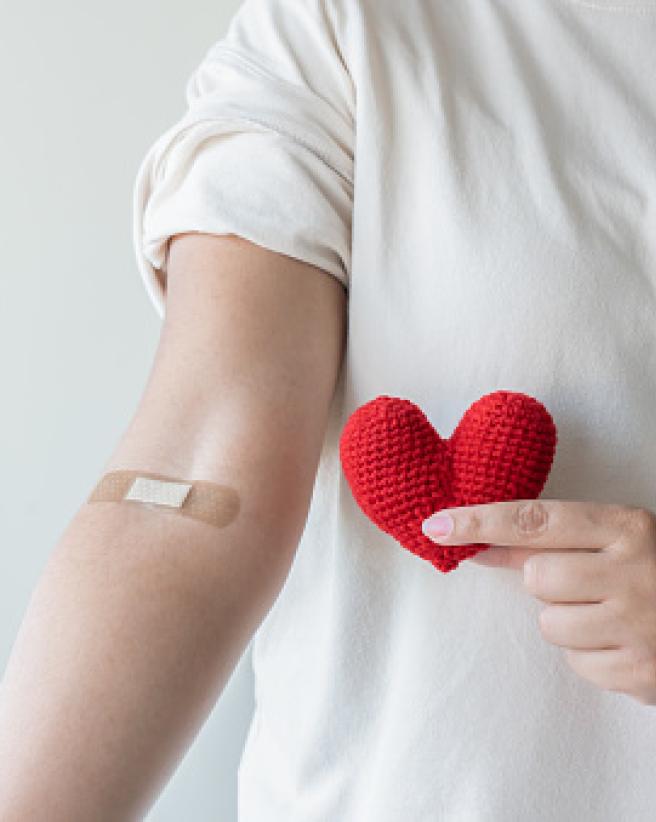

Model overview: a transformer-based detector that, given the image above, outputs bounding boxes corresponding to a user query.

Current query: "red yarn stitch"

[339,391,558,572]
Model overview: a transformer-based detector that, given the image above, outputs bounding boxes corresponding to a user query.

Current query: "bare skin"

[423,499,656,705]
[0,233,347,820]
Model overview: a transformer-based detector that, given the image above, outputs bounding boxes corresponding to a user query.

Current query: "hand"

[421,499,656,705]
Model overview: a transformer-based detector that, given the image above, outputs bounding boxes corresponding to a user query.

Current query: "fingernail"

[422,512,454,540]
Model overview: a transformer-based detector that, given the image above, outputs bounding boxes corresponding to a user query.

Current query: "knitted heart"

[339,390,558,572]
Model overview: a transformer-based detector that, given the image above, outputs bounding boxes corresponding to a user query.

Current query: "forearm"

[0,480,303,821]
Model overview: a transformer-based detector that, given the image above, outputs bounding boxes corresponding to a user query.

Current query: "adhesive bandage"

[87,470,240,528]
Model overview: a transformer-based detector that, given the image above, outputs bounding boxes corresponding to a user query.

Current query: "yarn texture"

[339,390,558,572]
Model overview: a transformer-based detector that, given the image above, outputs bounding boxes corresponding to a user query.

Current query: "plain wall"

[0,1,254,819]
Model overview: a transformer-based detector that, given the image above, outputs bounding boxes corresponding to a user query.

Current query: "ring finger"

[538,602,624,650]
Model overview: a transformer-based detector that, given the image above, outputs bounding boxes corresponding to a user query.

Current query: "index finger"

[423,499,629,552]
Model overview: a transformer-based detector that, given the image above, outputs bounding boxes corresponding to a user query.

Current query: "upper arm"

[106,231,347,546]
[122,0,354,547]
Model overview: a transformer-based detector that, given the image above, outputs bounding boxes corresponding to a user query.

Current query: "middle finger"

[523,551,614,603]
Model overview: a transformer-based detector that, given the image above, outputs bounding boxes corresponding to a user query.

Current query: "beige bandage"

[87,470,240,529]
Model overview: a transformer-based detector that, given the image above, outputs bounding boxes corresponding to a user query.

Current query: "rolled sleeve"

[132,0,355,319]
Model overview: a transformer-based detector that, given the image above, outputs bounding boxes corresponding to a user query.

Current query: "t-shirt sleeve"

[132,0,355,318]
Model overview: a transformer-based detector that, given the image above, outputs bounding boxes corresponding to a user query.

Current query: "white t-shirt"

[132,1,656,819]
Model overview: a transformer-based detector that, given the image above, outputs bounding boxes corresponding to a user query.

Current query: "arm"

[0,232,347,821]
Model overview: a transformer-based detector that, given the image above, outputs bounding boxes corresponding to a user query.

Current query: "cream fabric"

[133,1,656,819]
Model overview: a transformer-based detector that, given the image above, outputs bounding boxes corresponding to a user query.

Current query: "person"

[1,0,656,818]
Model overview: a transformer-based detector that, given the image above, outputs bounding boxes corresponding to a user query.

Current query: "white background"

[0,1,253,819]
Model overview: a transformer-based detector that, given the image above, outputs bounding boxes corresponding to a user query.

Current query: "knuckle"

[608,549,646,592]
[605,595,631,624]
[513,501,550,541]
[605,503,633,529]
[623,507,656,541]
[621,553,656,596]
[460,509,483,541]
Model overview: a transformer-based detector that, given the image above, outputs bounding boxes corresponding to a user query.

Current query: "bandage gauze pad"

[87,470,240,529]
[339,390,558,572]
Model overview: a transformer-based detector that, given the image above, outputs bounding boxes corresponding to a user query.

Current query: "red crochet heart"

[339,391,558,572]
